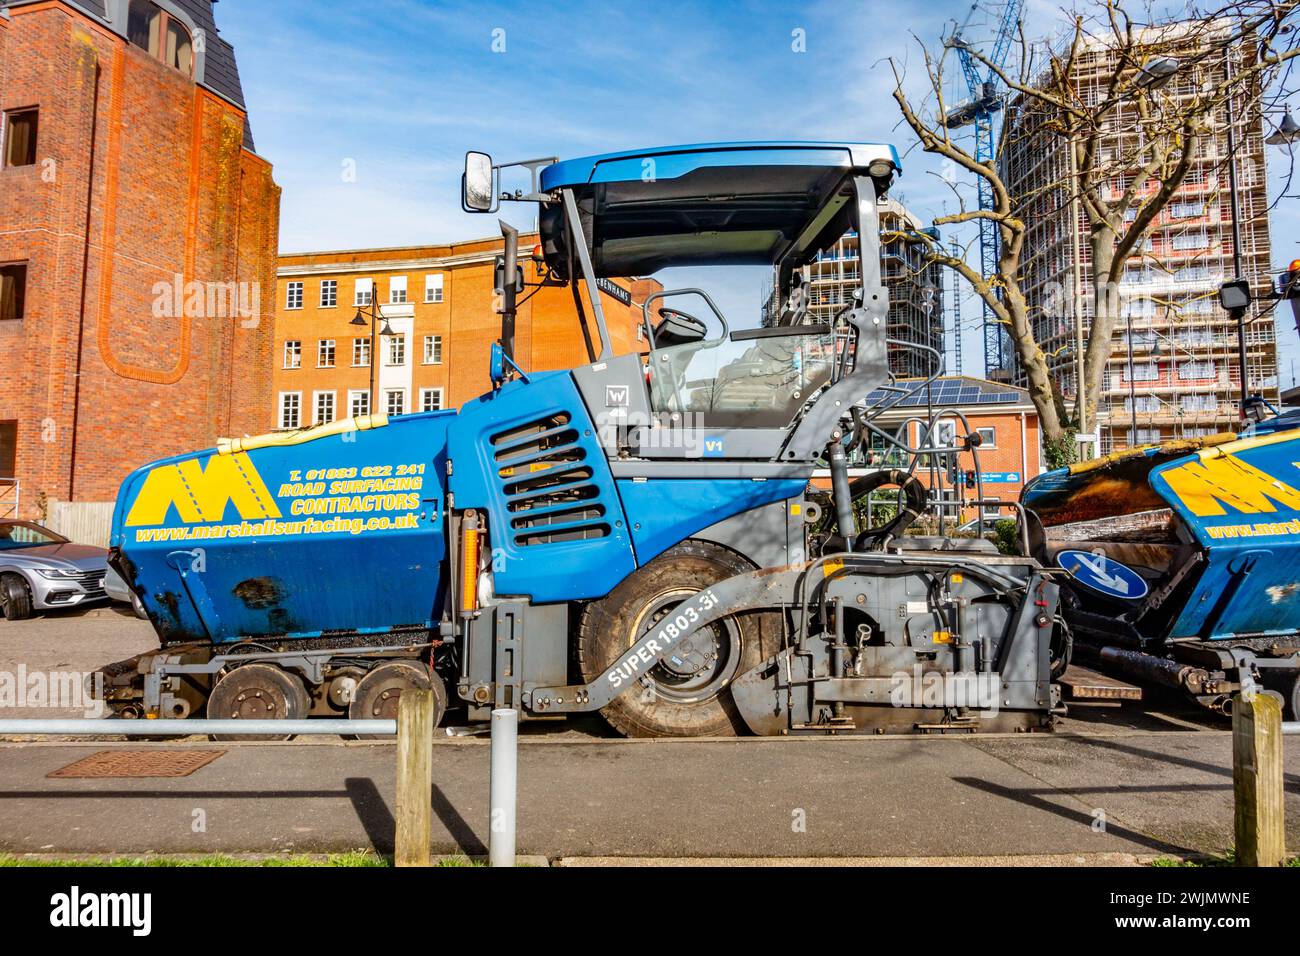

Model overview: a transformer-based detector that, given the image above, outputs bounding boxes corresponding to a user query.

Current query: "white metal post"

[489,707,517,867]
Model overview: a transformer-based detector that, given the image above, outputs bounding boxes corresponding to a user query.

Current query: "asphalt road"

[0,605,1294,862]
[0,731,1296,861]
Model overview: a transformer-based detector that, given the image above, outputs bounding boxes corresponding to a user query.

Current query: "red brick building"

[0,0,279,521]
[274,237,659,425]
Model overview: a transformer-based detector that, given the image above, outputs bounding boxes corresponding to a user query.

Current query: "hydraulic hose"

[822,469,929,553]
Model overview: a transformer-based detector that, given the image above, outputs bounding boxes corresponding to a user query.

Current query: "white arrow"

[1072,553,1130,595]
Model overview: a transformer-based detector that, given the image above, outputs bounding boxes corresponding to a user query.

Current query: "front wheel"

[0,573,33,621]
[576,540,776,737]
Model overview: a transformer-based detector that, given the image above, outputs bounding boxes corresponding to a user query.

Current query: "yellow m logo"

[125,453,281,526]
[1161,455,1300,517]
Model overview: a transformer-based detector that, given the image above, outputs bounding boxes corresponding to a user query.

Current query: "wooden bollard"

[394,688,433,867]
[1233,690,1285,867]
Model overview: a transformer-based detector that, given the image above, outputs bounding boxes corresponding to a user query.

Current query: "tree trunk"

[1082,223,1119,443]
[1003,285,1065,448]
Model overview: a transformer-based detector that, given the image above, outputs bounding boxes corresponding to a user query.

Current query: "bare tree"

[890,0,1300,461]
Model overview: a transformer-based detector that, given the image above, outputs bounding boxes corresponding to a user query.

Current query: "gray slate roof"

[10,0,255,150]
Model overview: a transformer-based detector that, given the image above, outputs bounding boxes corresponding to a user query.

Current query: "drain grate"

[48,750,226,779]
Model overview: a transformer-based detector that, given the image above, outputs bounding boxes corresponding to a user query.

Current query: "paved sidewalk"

[0,731,1296,860]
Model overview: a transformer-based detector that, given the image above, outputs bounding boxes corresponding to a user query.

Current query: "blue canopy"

[537,141,900,277]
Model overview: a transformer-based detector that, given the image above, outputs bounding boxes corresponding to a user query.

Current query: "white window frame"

[317,338,336,368]
[423,334,442,365]
[352,337,370,367]
[278,391,302,430]
[349,389,370,418]
[975,426,996,449]
[354,277,373,306]
[424,273,444,303]
[389,275,408,304]
[387,334,406,367]
[385,388,406,417]
[285,281,304,310]
[420,387,444,412]
[320,279,338,308]
[313,390,336,425]
[1123,362,1159,383]
[282,340,301,369]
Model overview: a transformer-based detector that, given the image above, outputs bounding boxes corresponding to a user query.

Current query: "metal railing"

[0,719,393,736]
[0,702,521,868]
[0,478,18,518]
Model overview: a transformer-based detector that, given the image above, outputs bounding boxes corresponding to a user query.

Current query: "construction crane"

[943,0,1023,378]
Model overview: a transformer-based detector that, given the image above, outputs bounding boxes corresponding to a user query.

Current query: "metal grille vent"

[491,413,610,547]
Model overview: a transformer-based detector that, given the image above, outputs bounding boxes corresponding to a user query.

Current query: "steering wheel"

[658,306,705,327]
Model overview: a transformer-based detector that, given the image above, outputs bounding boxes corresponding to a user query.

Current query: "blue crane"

[943,0,1023,378]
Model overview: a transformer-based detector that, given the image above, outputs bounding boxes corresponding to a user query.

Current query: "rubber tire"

[577,540,776,738]
[0,573,33,621]
[349,661,447,740]
[206,663,311,741]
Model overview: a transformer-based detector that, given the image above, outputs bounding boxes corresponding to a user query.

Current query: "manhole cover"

[48,750,226,779]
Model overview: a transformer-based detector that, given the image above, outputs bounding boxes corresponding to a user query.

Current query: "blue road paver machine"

[99,142,1067,736]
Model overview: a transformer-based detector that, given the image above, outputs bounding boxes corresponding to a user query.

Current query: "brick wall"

[273,237,656,422]
[0,3,279,516]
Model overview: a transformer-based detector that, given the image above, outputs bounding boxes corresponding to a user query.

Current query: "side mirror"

[462,151,497,213]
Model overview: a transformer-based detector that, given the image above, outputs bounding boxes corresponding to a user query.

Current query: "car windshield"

[0,522,67,550]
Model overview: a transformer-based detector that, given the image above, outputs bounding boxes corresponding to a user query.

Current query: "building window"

[423,334,442,365]
[354,278,373,306]
[386,389,405,416]
[279,392,301,430]
[1168,201,1205,220]
[320,279,337,308]
[285,281,303,310]
[976,427,996,448]
[352,337,370,367]
[349,390,370,418]
[314,391,336,425]
[1122,362,1158,383]
[388,335,405,366]
[127,1,194,76]
[2,109,38,168]
[283,340,301,369]
[0,263,27,321]
[1179,360,1216,380]
[317,339,335,368]
[389,275,408,304]
[0,421,15,479]
[425,274,444,303]
[420,388,444,412]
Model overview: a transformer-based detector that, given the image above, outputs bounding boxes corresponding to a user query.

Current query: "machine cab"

[526,142,903,461]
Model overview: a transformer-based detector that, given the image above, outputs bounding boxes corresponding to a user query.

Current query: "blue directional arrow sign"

[1056,549,1148,600]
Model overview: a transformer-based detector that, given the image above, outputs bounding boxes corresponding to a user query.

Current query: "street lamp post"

[350,296,394,416]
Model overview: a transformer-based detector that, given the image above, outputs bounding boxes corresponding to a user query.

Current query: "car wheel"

[0,573,33,621]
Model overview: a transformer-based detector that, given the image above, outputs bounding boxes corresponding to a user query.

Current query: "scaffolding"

[793,200,945,378]
[1002,28,1279,451]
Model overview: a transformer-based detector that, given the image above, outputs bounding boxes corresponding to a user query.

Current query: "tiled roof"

[13,0,255,150]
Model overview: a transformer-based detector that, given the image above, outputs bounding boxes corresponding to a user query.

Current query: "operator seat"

[654,310,708,346]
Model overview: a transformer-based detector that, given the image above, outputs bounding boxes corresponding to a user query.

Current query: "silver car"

[0,520,110,620]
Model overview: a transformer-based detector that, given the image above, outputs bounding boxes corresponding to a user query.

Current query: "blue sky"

[217,0,1300,384]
